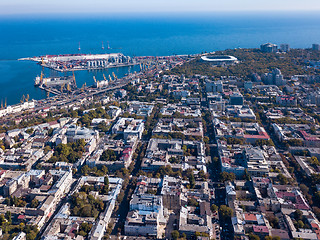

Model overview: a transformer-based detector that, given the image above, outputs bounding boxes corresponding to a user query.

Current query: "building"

[125,178,166,238]
[206,80,223,93]
[263,68,286,86]
[115,89,127,98]
[260,43,278,53]
[244,147,269,177]
[280,44,290,52]
[128,102,154,117]
[276,95,297,106]
[65,125,99,143]
[230,92,244,105]
[312,44,320,51]
[12,232,26,240]
[160,175,187,211]
[112,118,144,140]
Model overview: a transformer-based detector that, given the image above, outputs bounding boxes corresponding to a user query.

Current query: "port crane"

[67,84,71,92]
[108,75,112,82]
[20,94,29,103]
[72,71,77,88]
[40,71,44,85]
[81,82,86,92]
[112,72,118,80]
[103,74,107,82]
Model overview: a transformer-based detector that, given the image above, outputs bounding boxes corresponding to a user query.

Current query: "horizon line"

[1,9,320,18]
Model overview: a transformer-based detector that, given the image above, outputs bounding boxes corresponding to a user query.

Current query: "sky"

[1,0,320,15]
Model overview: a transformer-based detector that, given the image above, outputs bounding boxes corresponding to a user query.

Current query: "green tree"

[277,173,288,185]
[248,234,260,240]
[171,230,179,240]
[294,209,303,221]
[220,172,235,182]
[5,211,11,223]
[211,204,218,212]
[30,198,39,208]
[219,205,233,221]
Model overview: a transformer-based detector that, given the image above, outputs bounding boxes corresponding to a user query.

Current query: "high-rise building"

[280,43,290,52]
[260,43,278,53]
[263,68,286,86]
[312,44,320,51]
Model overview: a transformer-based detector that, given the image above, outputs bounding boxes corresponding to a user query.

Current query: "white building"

[112,118,144,140]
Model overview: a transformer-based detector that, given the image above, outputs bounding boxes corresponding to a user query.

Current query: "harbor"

[19,53,138,72]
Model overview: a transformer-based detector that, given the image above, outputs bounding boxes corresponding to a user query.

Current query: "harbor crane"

[112,72,118,80]
[81,82,86,92]
[20,94,29,103]
[72,71,77,88]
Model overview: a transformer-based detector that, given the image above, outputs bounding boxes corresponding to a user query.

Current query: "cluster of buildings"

[0,168,72,230]
[43,176,123,240]
[1,46,320,240]
[125,175,217,239]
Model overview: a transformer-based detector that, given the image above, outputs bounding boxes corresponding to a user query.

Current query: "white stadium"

[201,55,238,65]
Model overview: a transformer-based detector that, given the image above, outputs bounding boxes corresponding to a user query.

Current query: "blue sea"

[0,11,320,105]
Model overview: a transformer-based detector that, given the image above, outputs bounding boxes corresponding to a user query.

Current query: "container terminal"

[19,53,137,72]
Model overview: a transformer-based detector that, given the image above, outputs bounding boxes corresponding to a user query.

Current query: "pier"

[20,53,138,72]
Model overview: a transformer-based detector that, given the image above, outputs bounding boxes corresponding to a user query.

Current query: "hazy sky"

[1,0,320,15]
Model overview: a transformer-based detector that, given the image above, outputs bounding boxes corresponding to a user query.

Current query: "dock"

[19,53,139,72]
